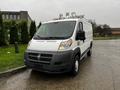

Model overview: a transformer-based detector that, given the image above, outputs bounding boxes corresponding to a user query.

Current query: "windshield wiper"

[33,35,42,39]
[43,37,67,39]
[33,35,69,40]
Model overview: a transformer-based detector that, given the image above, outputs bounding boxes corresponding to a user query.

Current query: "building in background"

[1,11,32,28]
[111,28,120,35]
[1,11,32,41]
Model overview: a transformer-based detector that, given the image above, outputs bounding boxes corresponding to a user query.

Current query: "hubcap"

[75,60,79,72]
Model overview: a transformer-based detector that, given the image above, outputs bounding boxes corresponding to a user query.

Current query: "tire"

[87,48,92,57]
[71,55,80,76]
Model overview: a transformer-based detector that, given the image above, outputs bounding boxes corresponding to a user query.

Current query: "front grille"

[28,53,53,64]
[41,54,53,57]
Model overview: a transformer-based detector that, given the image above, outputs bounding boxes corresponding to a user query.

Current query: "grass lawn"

[0,44,27,72]
[94,36,120,40]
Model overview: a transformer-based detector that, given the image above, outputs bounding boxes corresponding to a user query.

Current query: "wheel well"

[73,48,81,60]
[76,52,80,59]
[90,42,93,48]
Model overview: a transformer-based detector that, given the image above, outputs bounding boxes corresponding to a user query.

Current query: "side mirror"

[76,31,86,40]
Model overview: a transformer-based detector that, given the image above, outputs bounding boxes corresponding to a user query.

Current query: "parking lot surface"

[0,40,120,90]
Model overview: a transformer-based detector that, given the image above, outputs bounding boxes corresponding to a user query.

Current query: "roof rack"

[53,13,85,20]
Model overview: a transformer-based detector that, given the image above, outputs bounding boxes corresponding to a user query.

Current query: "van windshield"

[33,21,76,40]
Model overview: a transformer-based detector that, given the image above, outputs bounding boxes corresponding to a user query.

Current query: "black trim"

[90,42,93,48]
[72,47,81,59]
[81,47,90,58]
[24,50,74,73]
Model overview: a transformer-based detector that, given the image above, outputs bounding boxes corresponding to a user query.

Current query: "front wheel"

[71,55,80,76]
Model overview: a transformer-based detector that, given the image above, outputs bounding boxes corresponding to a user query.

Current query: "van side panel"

[83,21,93,50]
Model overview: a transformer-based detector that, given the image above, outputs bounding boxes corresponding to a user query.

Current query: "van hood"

[27,39,62,51]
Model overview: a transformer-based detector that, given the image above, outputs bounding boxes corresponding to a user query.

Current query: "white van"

[24,17,93,76]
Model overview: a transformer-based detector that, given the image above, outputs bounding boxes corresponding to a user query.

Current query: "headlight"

[58,39,72,50]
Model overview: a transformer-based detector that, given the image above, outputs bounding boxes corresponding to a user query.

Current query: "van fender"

[72,47,81,61]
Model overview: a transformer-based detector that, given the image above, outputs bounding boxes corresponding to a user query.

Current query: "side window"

[77,22,83,32]
[79,22,83,31]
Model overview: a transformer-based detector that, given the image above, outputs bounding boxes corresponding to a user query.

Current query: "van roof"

[42,18,82,24]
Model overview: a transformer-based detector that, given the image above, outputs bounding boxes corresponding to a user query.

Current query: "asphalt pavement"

[0,40,120,90]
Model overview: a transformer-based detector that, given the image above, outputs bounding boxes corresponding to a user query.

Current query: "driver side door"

[76,22,86,54]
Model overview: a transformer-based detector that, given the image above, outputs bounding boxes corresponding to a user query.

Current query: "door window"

[79,22,83,31]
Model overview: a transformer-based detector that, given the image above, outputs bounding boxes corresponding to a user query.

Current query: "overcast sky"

[0,0,120,27]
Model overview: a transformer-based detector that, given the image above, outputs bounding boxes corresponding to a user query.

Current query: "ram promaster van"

[24,16,93,76]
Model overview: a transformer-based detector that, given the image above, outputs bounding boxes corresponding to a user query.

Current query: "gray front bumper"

[24,50,74,73]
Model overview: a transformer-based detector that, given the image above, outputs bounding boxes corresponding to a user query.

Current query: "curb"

[0,66,27,78]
